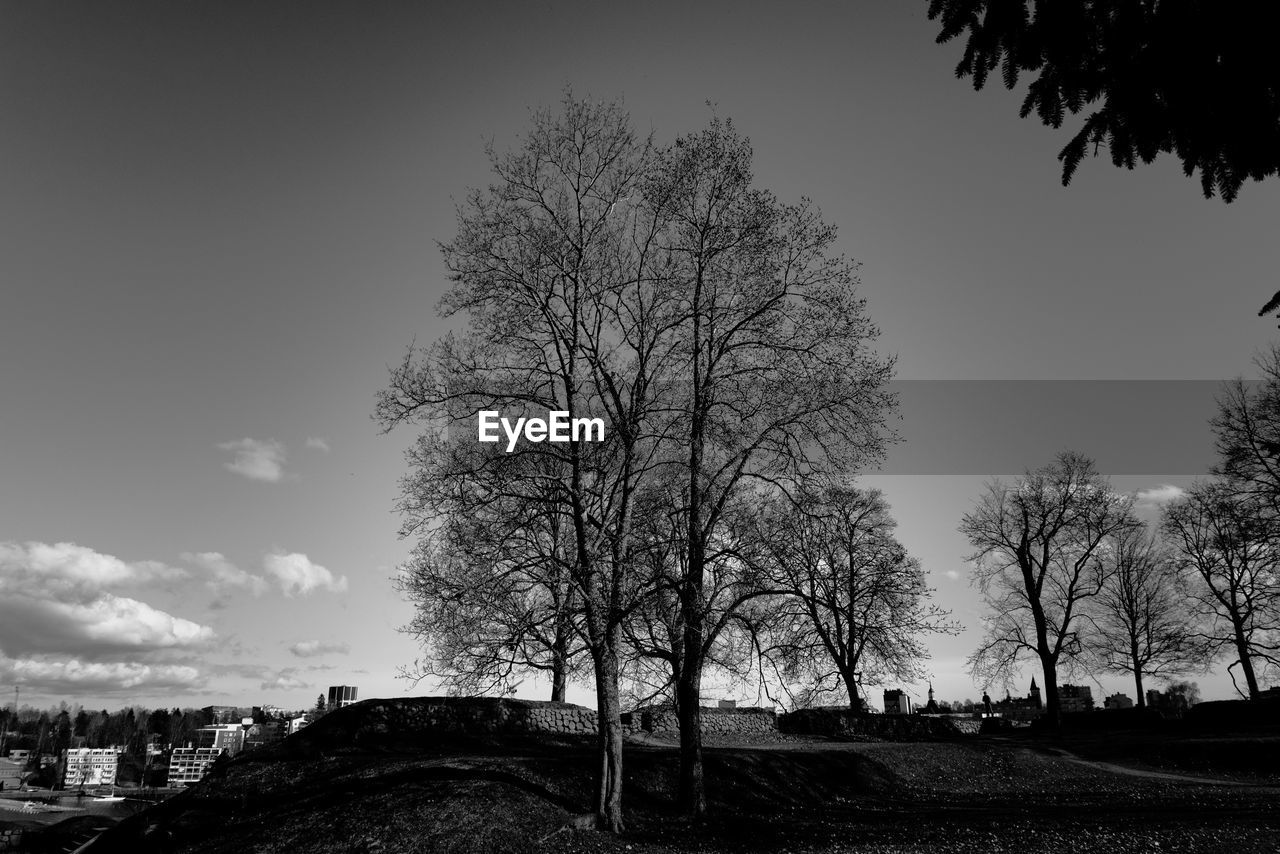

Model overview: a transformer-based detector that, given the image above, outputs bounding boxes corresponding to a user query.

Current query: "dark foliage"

[927,1,1280,203]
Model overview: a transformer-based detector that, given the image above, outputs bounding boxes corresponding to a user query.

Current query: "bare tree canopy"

[1212,344,1280,507]
[927,1,1280,204]
[754,486,958,712]
[1161,481,1280,700]
[1087,523,1205,707]
[961,451,1137,728]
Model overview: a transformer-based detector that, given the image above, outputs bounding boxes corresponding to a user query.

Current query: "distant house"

[287,715,310,735]
[168,747,224,787]
[62,748,120,787]
[0,758,22,789]
[1104,693,1134,710]
[196,724,246,757]
[1059,684,1094,714]
[327,686,358,709]
[992,678,1043,721]
[883,689,912,715]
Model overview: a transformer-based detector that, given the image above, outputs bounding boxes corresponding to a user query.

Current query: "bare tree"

[394,486,586,701]
[754,486,957,712]
[1161,481,1280,700]
[646,118,896,816]
[1088,523,1205,708]
[1213,345,1280,515]
[376,95,672,832]
[961,451,1138,728]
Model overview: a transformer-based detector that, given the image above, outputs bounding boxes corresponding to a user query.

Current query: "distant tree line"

[378,94,955,830]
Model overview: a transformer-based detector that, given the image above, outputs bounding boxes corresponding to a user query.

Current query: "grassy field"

[75,718,1280,854]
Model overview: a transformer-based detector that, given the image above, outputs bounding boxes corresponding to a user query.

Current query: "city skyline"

[4,0,1280,712]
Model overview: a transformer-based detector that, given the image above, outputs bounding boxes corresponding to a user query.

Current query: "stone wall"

[623,705,778,738]
[779,707,968,740]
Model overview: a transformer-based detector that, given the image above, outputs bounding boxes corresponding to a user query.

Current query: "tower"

[1029,677,1042,708]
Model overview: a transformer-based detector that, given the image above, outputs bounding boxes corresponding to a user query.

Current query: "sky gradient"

[3,0,1279,713]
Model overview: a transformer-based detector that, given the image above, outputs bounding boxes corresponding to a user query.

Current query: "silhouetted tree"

[755,487,957,712]
[1212,345,1280,506]
[1161,481,1280,699]
[962,451,1138,728]
[647,118,895,817]
[927,1,1280,202]
[1088,523,1204,707]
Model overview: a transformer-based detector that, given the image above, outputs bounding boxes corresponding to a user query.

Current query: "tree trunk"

[1233,622,1261,700]
[676,647,706,818]
[1131,639,1145,709]
[841,666,861,713]
[592,641,625,832]
[1040,656,1061,729]
[550,623,570,703]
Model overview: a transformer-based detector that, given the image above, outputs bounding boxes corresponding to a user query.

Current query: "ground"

[75,712,1280,854]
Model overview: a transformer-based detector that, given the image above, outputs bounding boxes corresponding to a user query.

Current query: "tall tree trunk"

[1131,639,1145,709]
[592,639,625,832]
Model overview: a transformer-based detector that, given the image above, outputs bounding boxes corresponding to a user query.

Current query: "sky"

[2,0,1279,714]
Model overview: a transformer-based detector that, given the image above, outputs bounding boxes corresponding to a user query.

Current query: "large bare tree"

[961,451,1137,728]
[646,119,896,816]
[754,486,957,712]
[1088,523,1204,708]
[1161,481,1280,700]
[377,95,673,832]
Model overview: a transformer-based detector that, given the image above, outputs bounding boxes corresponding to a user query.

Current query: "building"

[1059,684,1094,714]
[328,685,358,709]
[244,721,286,750]
[168,747,224,787]
[992,678,1044,721]
[923,683,940,714]
[883,689,912,715]
[1104,692,1134,710]
[62,748,120,788]
[6,749,30,764]
[200,705,241,724]
[0,758,21,789]
[287,715,310,735]
[196,724,246,757]
[252,705,284,721]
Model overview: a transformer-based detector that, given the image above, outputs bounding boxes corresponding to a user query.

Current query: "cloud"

[0,541,185,595]
[304,436,331,453]
[944,569,961,581]
[182,551,269,596]
[264,552,348,596]
[0,654,203,695]
[289,640,350,658]
[1134,484,1186,509]
[0,541,215,662]
[260,670,310,692]
[218,438,287,482]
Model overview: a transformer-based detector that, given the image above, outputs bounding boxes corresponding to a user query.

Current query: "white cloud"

[0,541,185,595]
[0,541,215,661]
[0,654,203,695]
[0,593,214,658]
[218,438,287,482]
[264,552,348,596]
[944,569,961,580]
[182,551,269,596]
[260,671,310,691]
[304,436,331,453]
[1134,483,1186,509]
[289,640,350,658]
